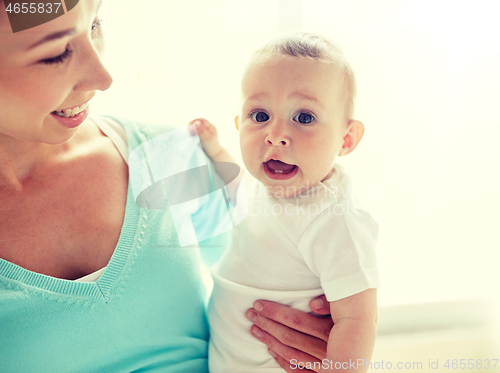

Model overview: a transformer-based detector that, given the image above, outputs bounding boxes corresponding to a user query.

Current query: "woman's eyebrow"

[27,0,101,50]
[27,28,77,50]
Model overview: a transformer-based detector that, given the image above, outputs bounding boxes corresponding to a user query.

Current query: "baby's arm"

[188,118,242,202]
[189,118,238,166]
[319,288,377,373]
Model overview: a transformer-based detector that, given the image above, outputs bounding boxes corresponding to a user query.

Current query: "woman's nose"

[74,42,113,92]
[265,120,290,146]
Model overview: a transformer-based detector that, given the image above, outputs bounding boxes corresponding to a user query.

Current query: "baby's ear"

[234,115,240,130]
[339,120,364,156]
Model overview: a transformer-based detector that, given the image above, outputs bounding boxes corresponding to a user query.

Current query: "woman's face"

[0,0,112,144]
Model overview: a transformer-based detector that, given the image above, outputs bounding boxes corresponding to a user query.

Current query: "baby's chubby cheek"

[239,136,259,166]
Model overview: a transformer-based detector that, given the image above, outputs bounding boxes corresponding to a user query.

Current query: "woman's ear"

[339,120,364,156]
[235,115,240,130]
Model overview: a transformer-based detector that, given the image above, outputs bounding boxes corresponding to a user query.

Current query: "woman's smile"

[50,101,90,128]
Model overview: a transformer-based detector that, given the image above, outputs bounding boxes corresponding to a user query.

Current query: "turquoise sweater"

[0,118,219,372]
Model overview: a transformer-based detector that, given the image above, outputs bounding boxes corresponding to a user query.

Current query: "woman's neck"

[0,120,98,190]
[0,134,64,190]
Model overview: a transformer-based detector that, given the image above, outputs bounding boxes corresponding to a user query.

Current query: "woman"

[0,1,332,371]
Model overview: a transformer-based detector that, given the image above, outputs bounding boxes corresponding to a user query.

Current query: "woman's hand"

[245,295,333,372]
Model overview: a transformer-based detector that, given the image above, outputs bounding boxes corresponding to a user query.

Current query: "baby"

[192,32,380,372]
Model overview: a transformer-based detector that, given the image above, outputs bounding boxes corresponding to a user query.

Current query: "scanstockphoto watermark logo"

[3,0,79,33]
[257,179,378,201]
[290,359,425,371]
[250,197,368,220]
[128,125,248,247]
[249,179,378,220]
[291,358,499,371]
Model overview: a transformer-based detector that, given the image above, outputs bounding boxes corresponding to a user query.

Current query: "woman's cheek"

[36,75,72,113]
[93,37,105,55]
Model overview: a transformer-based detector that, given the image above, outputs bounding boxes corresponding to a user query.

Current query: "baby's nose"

[265,137,288,146]
[265,123,290,146]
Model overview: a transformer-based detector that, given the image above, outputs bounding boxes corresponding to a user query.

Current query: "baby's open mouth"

[265,159,297,174]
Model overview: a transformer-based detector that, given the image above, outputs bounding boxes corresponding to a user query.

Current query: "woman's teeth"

[52,102,88,118]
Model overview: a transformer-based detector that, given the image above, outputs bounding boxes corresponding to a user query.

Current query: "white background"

[94,0,500,310]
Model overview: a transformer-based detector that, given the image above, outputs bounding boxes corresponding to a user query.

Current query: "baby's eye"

[293,112,315,125]
[251,111,270,122]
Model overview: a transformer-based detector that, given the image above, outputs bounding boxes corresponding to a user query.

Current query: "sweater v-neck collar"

[0,117,142,301]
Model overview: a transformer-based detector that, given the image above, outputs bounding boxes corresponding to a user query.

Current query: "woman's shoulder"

[101,116,180,143]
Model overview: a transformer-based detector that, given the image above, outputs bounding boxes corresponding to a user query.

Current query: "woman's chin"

[34,118,82,145]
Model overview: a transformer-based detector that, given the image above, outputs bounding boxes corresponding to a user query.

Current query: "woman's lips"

[52,102,89,118]
[50,103,90,129]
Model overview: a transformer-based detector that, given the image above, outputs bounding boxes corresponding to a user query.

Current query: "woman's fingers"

[246,309,328,360]
[249,300,333,343]
[270,348,318,373]
[309,295,331,315]
[248,322,322,371]
[245,298,334,370]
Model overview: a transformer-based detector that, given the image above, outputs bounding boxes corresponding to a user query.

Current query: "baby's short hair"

[253,32,356,121]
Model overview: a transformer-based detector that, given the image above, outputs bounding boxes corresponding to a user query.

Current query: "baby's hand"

[188,118,224,159]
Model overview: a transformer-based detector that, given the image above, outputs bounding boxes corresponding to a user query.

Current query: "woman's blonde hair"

[253,32,356,120]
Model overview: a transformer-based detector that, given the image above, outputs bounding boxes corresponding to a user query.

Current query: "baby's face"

[238,54,349,198]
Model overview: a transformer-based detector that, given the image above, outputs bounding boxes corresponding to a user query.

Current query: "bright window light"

[94,0,500,308]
